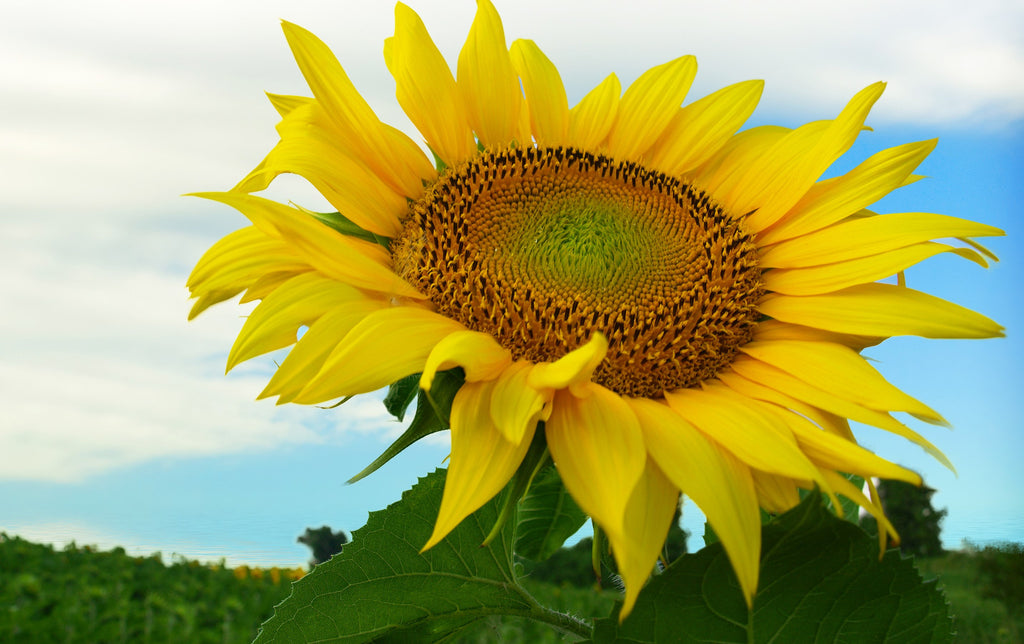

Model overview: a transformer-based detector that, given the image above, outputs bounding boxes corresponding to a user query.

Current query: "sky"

[1,0,1022,568]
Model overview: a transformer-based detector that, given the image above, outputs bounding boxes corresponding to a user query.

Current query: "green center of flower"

[392,146,763,398]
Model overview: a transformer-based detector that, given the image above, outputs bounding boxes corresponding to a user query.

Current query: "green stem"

[527,601,593,641]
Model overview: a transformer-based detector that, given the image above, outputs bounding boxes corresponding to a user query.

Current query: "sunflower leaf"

[592,492,951,643]
[309,210,391,249]
[515,465,589,562]
[347,369,464,484]
[383,373,421,421]
[256,469,589,643]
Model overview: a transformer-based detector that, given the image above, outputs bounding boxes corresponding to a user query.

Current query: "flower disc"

[392,146,764,397]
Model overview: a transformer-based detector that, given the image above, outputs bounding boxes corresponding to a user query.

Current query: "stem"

[527,602,593,641]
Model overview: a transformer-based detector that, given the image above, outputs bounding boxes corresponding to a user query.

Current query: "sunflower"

[187,0,1003,618]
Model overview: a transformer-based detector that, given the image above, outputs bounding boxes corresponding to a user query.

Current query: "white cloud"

[0,222,401,483]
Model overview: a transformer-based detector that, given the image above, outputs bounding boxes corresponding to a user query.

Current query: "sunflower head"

[188,0,1003,619]
[392,145,764,398]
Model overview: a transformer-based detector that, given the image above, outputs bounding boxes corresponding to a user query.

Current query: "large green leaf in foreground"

[259,466,950,643]
[591,492,951,643]
[256,469,582,643]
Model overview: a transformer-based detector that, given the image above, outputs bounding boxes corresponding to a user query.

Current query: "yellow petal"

[664,385,821,482]
[489,361,550,445]
[761,212,1004,268]
[510,39,569,147]
[294,306,464,404]
[545,385,645,542]
[759,139,937,244]
[457,0,522,147]
[739,340,943,423]
[691,124,791,194]
[194,192,425,301]
[240,270,311,305]
[764,242,988,296]
[723,357,954,472]
[280,21,432,197]
[740,83,886,233]
[718,366,855,442]
[649,79,764,176]
[186,226,307,319]
[228,273,369,371]
[615,460,679,620]
[567,74,621,150]
[760,283,1004,339]
[260,300,389,403]
[768,405,923,484]
[606,56,697,161]
[386,3,476,167]
[752,319,881,352]
[750,469,800,514]
[234,104,407,237]
[628,398,760,607]
[527,333,608,394]
[423,379,536,550]
[420,330,511,391]
[821,470,897,540]
[265,93,312,118]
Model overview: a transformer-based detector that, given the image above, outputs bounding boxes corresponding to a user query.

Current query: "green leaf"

[309,210,391,249]
[593,493,951,643]
[515,465,589,562]
[347,369,464,484]
[256,469,591,643]
[383,373,420,421]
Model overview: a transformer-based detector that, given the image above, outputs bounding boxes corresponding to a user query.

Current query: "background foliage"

[0,533,300,643]
[4,532,1022,642]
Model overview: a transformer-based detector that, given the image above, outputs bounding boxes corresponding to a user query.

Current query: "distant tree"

[860,479,947,558]
[297,526,350,567]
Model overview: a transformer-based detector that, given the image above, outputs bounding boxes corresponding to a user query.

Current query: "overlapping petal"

[510,39,569,147]
[280,21,432,196]
[649,79,763,176]
[294,306,464,404]
[386,3,476,166]
[546,385,645,544]
[567,74,621,150]
[606,56,697,160]
[457,0,524,147]
[628,397,761,606]
[423,379,537,551]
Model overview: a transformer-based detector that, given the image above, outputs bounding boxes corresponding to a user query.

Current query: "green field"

[3,533,1021,643]
[917,546,1024,643]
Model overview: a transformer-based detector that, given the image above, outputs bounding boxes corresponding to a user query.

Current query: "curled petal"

[527,333,608,393]
[420,330,511,391]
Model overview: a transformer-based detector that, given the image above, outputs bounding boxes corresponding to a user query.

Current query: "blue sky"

[1,0,1022,567]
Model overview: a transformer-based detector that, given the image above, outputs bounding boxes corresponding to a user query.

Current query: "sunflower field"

[0,533,302,643]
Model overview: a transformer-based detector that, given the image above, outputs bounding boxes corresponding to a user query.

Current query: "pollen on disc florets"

[391,146,763,398]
